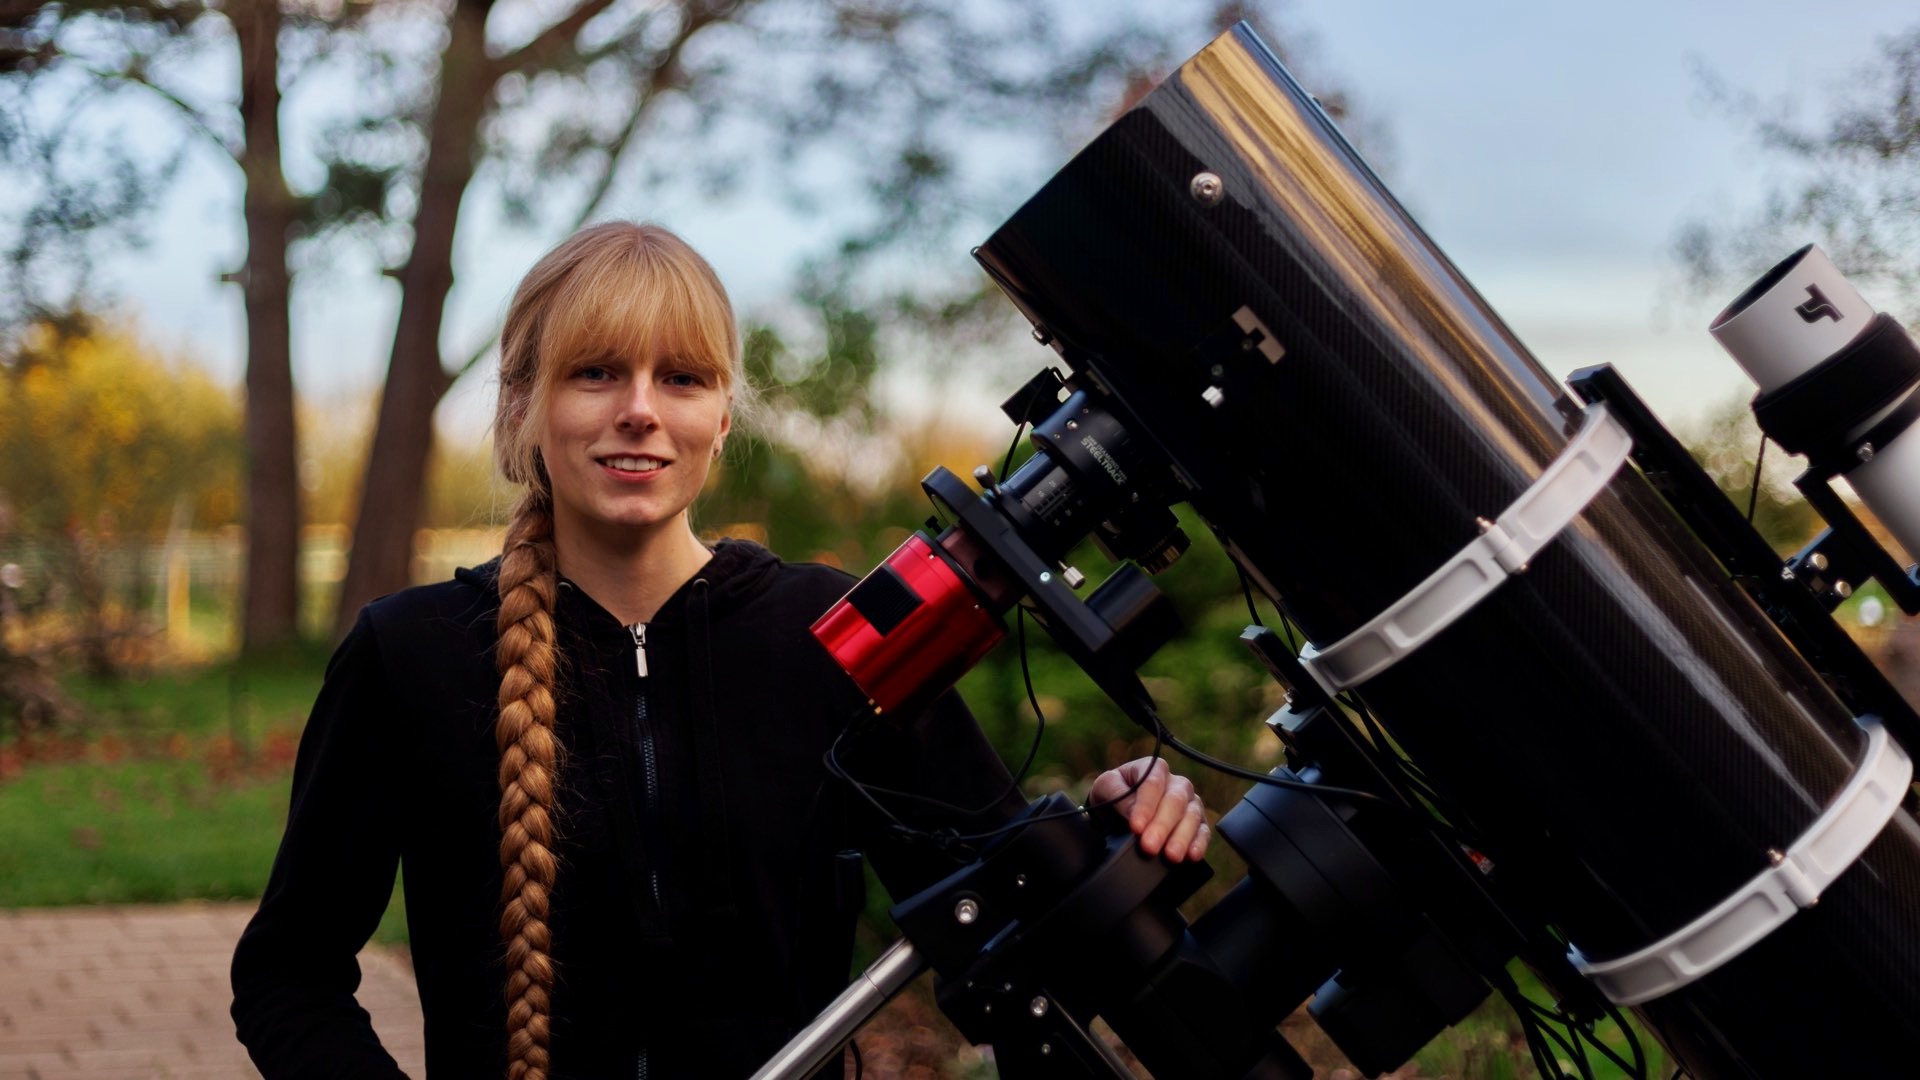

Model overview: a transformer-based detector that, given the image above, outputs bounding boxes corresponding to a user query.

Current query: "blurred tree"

[1674,25,1920,321]
[1682,394,1822,553]
[0,0,1382,647]
[0,323,242,673]
[2,0,347,654]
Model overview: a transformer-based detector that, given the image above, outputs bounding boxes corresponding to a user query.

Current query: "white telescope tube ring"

[1570,717,1912,1006]
[1300,401,1633,698]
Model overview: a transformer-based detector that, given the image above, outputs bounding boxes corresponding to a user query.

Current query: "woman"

[231,222,1210,1079]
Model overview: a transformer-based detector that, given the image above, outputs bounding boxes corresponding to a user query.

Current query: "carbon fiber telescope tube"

[974,25,1920,1077]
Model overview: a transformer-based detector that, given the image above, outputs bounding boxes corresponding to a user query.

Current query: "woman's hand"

[1088,756,1211,863]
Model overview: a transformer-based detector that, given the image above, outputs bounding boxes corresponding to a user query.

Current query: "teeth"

[604,456,666,471]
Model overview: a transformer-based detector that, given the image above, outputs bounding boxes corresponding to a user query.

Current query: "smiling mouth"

[598,455,669,474]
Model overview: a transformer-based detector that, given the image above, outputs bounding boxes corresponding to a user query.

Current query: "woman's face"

[536,341,731,545]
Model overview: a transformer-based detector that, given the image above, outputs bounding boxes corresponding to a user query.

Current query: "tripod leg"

[751,939,929,1080]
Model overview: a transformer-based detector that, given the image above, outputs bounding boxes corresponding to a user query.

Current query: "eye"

[572,363,615,382]
[663,369,708,389]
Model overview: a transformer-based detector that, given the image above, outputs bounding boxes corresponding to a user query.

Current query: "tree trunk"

[233,0,302,654]
[331,0,496,638]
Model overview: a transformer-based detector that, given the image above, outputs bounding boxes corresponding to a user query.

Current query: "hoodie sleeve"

[230,608,411,1079]
[847,687,1030,903]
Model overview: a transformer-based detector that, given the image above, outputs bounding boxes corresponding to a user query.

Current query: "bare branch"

[80,62,240,161]
[445,1,734,385]
[487,0,621,81]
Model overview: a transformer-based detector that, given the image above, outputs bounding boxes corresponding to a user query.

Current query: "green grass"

[0,758,287,904]
[57,642,332,743]
[0,754,409,947]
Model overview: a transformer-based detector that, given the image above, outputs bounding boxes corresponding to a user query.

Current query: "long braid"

[495,492,561,1080]
[488,221,750,1077]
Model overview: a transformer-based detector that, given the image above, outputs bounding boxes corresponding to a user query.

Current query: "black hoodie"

[231,540,1024,1078]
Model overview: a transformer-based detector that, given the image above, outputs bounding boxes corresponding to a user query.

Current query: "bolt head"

[1038,571,1052,585]
[1858,443,1877,463]
[1190,171,1225,206]
[1061,566,1086,589]
[954,898,980,925]
[1030,996,1049,1017]
[1835,580,1854,599]
[1014,874,1027,888]
[1809,553,1829,571]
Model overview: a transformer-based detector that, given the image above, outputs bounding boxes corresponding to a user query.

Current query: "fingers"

[1126,758,1171,835]
[1137,767,1195,859]
[1164,794,1209,862]
[1089,757,1212,863]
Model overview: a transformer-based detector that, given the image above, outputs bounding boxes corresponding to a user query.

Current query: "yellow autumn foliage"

[0,326,242,535]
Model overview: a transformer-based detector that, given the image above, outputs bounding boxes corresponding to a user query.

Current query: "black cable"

[1603,998,1649,1078]
[847,1036,863,1079]
[822,609,1051,824]
[1000,422,1026,483]
[1522,1000,1603,1080]
[1158,728,1397,808]
[1489,969,1573,1080]
[823,609,1168,853]
[1007,606,1047,787]
[1746,434,1768,524]
[1235,565,1266,629]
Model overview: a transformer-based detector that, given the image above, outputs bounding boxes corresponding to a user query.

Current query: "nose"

[615,379,661,432]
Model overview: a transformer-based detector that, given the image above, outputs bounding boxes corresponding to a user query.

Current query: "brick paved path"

[0,903,425,1079]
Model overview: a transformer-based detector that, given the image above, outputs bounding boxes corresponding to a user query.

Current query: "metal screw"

[1041,1043,1052,1056]
[954,898,980,925]
[1061,566,1086,589]
[983,1003,993,1015]
[1210,364,1225,377]
[1809,553,1830,571]
[1065,419,1078,430]
[1190,171,1225,206]
[1858,443,1877,463]
[1202,385,1225,408]
[1835,581,1854,599]
[1014,874,1027,888]
[1030,996,1049,1018]
[1038,571,1053,585]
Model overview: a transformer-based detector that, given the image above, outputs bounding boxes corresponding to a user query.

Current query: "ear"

[718,399,733,440]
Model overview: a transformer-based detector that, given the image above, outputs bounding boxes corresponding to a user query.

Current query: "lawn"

[1,652,411,948]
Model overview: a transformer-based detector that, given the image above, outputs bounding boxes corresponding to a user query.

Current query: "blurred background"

[3,0,1918,1076]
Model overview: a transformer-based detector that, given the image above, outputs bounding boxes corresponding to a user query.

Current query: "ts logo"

[1796,285,1843,324]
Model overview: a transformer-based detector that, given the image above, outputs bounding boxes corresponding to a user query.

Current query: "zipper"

[629,624,664,915]
[636,1046,648,1080]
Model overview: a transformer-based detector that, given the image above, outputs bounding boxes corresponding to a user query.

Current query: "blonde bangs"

[534,235,738,389]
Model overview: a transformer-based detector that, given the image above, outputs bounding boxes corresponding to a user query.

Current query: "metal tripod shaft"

[750,939,928,1080]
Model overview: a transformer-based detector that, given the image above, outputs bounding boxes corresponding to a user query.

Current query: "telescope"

[760,23,1920,1079]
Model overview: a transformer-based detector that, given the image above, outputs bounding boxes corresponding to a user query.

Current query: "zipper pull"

[629,623,649,678]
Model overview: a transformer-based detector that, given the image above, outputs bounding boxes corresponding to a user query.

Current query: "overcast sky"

[89,0,1919,443]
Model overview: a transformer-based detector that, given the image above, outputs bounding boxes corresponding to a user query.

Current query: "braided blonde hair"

[491,222,745,1079]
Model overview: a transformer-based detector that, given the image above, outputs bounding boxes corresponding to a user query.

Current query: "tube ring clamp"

[1570,717,1912,1006]
[1298,402,1633,699]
